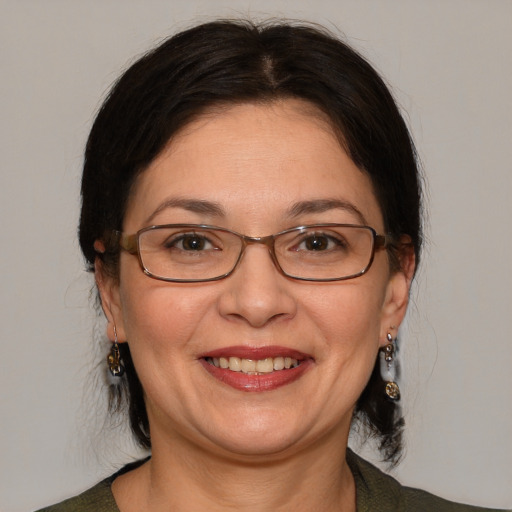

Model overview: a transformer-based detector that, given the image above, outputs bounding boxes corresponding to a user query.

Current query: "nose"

[217,244,297,328]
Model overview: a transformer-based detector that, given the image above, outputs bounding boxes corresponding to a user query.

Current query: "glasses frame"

[113,223,391,283]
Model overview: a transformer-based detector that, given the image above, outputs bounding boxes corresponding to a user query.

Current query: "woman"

[38,20,506,512]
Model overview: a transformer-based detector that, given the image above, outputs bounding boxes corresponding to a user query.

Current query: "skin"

[97,99,414,511]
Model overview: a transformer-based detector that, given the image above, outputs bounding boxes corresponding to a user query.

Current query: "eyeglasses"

[114,224,390,283]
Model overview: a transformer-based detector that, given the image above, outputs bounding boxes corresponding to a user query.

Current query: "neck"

[113,430,356,512]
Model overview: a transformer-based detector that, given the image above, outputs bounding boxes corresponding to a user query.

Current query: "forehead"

[124,100,383,232]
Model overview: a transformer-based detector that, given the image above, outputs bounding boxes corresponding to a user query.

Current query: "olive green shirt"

[37,450,510,511]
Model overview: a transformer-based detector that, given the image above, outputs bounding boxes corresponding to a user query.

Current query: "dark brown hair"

[80,20,422,464]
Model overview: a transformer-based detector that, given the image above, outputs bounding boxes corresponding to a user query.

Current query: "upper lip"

[200,345,311,361]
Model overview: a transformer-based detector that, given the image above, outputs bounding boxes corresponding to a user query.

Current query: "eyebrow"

[145,197,226,224]
[145,197,367,226]
[287,199,368,225]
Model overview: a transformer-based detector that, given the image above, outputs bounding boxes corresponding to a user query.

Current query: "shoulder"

[347,449,509,512]
[34,478,118,512]
[34,458,150,512]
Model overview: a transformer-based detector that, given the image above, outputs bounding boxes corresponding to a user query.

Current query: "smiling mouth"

[205,356,300,375]
[201,348,312,391]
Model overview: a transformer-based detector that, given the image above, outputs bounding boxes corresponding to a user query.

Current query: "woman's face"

[101,100,411,459]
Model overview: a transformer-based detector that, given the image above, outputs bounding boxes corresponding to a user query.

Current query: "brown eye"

[165,233,214,251]
[181,235,207,251]
[304,235,329,251]
[297,233,346,252]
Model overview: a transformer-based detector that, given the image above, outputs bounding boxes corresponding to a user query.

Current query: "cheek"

[120,285,211,350]
[307,278,387,342]
[303,274,389,394]
[116,254,213,354]
[117,280,217,415]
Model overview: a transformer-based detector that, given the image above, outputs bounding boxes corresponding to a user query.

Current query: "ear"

[94,247,127,343]
[379,239,416,346]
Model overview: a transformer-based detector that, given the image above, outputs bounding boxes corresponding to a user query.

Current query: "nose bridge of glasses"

[237,233,281,269]
[240,233,275,248]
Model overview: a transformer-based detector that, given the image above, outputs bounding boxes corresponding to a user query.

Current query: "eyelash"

[164,233,217,251]
[293,232,348,252]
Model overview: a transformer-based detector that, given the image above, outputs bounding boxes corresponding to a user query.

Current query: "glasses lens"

[138,226,242,281]
[275,225,375,280]
[134,224,376,282]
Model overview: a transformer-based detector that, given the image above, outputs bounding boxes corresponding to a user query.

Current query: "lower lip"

[200,359,313,392]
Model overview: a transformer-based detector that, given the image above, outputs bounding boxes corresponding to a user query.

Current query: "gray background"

[1,1,511,510]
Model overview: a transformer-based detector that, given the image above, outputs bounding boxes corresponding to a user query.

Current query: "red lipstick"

[201,345,308,360]
[199,346,313,392]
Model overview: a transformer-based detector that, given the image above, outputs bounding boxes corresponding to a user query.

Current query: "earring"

[380,332,400,400]
[107,325,125,377]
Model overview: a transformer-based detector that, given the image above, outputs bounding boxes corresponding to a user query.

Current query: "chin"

[210,431,306,460]
[196,412,328,461]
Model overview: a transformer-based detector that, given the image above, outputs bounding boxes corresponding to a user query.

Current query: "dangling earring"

[380,332,400,400]
[107,325,125,377]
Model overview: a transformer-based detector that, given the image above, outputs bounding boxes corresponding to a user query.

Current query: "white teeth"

[256,358,274,373]
[228,357,242,372]
[273,357,285,370]
[241,359,256,373]
[208,356,299,374]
